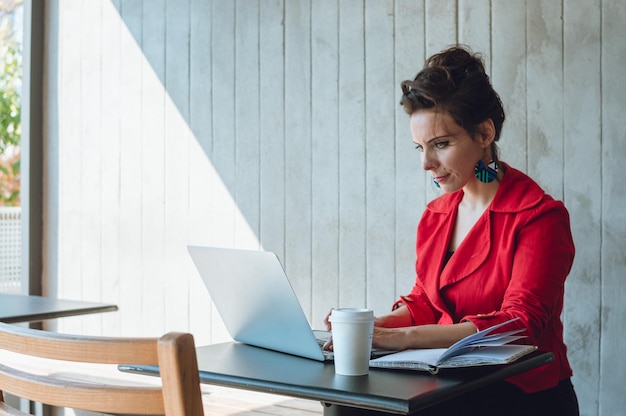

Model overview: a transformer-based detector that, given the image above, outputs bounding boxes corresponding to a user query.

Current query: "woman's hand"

[374,304,413,328]
[323,308,333,331]
[323,306,410,351]
[322,308,334,350]
[374,321,478,351]
[373,326,412,351]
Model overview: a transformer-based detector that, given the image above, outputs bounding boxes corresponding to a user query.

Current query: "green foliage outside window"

[0,44,20,152]
[0,0,22,206]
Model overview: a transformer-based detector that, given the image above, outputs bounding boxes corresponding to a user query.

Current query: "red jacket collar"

[416,163,547,297]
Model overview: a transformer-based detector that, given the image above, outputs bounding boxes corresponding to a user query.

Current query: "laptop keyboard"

[315,336,334,359]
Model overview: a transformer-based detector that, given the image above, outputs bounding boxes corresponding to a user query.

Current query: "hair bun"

[399,45,506,161]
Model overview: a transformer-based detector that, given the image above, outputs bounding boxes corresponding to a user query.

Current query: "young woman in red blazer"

[327,46,579,415]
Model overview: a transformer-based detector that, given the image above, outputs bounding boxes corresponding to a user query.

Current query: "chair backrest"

[0,322,204,416]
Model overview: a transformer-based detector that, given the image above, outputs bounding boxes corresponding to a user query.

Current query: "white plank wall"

[364,0,396,318]
[599,2,626,415]
[40,1,625,415]
[393,0,424,313]
[284,0,313,320]
[563,0,602,412]
[311,0,339,324]
[337,0,367,311]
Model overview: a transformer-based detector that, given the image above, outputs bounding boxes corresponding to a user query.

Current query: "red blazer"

[397,164,575,393]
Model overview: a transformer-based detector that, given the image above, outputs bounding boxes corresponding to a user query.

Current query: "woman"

[326,46,579,415]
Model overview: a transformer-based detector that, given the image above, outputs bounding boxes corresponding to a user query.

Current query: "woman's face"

[410,110,488,193]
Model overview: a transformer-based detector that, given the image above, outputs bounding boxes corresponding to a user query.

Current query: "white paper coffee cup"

[328,308,375,376]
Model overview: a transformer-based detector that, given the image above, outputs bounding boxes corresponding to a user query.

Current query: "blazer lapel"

[414,200,457,314]
[413,164,544,319]
[439,211,492,288]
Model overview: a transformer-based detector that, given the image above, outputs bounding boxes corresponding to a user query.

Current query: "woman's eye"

[434,141,449,149]
[414,144,423,152]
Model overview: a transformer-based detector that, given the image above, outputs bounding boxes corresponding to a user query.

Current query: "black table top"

[120,341,554,415]
[0,293,118,324]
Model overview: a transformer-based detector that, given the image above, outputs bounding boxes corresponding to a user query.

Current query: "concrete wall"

[41,1,625,414]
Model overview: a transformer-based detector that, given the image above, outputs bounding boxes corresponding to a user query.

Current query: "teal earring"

[474,160,498,183]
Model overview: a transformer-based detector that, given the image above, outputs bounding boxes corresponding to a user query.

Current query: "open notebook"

[370,318,537,373]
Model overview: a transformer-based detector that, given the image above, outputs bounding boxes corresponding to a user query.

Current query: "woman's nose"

[421,150,436,171]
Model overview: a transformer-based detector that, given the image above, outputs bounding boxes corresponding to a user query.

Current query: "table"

[119,341,554,415]
[0,293,118,324]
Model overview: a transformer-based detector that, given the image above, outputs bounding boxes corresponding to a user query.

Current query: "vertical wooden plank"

[563,1,602,414]
[100,0,122,336]
[79,0,104,333]
[259,0,286,260]
[423,0,456,205]
[601,1,626,414]
[338,0,366,309]
[311,0,339,326]
[458,0,491,70]
[235,0,261,249]
[425,0,457,52]
[164,0,191,331]
[491,0,527,172]
[364,0,395,315]
[394,0,425,303]
[284,0,313,319]
[141,0,167,336]
[56,0,84,335]
[210,0,236,341]
[210,0,236,250]
[118,0,144,337]
[188,0,214,346]
[526,1,564,199]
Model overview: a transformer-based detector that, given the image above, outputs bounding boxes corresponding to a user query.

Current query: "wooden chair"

[0,321,204,415]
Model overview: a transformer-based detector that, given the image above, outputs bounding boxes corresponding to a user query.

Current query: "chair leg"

[158,333,204,416]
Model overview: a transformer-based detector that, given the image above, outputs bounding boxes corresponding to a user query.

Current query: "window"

[0,0,22,294]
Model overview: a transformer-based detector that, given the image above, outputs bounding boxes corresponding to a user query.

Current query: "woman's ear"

[477,118,496,148]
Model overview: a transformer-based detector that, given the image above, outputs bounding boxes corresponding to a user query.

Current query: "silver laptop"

[188,245,392,361]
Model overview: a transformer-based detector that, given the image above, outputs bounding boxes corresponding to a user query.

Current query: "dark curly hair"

[400,46,505,166]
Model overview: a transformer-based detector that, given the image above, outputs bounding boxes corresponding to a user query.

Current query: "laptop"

[188,245,393,361]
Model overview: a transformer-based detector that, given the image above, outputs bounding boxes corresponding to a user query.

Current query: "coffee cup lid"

[328,308,374,323]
